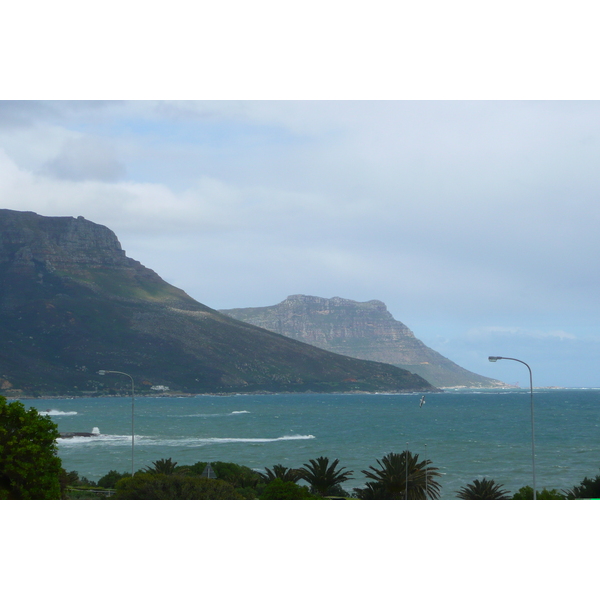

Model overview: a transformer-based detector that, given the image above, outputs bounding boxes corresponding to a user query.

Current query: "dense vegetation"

[57,454,600,500]
[0,396,63,499]
[511,486,566,500]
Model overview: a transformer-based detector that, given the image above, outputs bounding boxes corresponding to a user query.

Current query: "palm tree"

[353,480,391,500]
[563,471,600,499]
[456,478,511,500]
[143,457,179,475]
[360,450,441,499]
[260,464,302,483]
[297,456,353,496]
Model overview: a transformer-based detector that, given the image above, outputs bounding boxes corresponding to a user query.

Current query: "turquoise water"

[20,388,600,498]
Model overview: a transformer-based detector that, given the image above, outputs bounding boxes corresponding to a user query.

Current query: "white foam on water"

[171,410,251,418]
[139,435,315,448]
[142,434,315,447]
[57,433,314,447]
[58,434,143,446]
[39,410,78,416]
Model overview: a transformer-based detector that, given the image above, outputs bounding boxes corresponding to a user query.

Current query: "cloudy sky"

[1,100,599,386]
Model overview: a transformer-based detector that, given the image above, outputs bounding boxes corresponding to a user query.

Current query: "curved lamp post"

[489,356,536,500]
[98,370,135,477]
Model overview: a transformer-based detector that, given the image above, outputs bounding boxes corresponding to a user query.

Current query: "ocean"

[20,388,600,498]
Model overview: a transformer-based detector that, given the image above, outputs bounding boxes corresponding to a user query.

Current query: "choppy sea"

[20,388,600,499]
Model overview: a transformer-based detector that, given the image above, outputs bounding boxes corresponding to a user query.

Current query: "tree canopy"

[297,456,353,497]
[113,473,244,499]
[0,396,63,499]
[456,478,511,500]
[260,464,302,483]
[259,478,317,500]
[564,470,600,499]
[512,486,565,500]
[359,451,441,499]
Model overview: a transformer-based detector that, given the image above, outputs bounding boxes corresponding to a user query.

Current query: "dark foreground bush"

[97,470,130,489]
[259,478,318,500]
[456,478,511,500]
[182,460,262,489]
[113,473,243,499]
[512,486,565,500]
[0,396,63,499]
[565,477,600,499]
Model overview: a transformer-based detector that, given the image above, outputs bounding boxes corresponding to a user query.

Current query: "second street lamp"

[98,369,136,477]
[489,356,537,500]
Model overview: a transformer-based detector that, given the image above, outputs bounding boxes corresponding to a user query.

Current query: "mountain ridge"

[220,294,504,388]
[0,209,434,396]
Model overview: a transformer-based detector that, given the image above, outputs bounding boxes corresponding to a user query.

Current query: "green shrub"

[113,473,243,499]
[97,470,130,489]
[180,461,208,476]
[259,478,318,500]
[209,461,262,489]
[512,486,565,500]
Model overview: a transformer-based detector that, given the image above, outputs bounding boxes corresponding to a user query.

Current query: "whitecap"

[39,410,78,416]
[58,433,141,446]
[171,410,250,418]
[58,433,314,447]
[139,434,316,447]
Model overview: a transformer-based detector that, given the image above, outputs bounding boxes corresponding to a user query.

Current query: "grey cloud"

[0,101,60,129]
[42,137,126,182]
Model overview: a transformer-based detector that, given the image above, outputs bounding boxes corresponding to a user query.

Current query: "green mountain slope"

[0,210,434,396]
[221,295,504,388]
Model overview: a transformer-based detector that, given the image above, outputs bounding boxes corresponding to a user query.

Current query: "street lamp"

[425,443,428,500]
[488,356,536,500]
[98,370,136,477]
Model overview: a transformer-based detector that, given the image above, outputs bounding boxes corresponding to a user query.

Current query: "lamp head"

[488,356,502,362]
[98,370,106,375]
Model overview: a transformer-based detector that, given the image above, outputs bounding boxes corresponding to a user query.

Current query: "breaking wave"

[57,433,314,447]
[171,410,251,418]
[39,409,78,416]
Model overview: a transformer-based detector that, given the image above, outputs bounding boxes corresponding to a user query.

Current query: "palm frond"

[456,478,511,500]
[361,451,441,499]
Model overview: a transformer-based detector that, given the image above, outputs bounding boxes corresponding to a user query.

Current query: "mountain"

[220,295,504,388]
[0,209,434,396]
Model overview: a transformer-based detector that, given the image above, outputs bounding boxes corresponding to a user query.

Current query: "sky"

[1,99,599,387]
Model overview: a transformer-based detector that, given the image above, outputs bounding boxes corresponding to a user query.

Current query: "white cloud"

[466,326,578,341]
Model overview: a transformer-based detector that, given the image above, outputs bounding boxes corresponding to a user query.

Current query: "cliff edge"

[221,295,504,388]
[0,210,434,396]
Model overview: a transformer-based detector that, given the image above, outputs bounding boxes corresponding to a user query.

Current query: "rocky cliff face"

[221,295,504,388]
[0,210,434,396]
[0,209,201,311]
[1,210,126,270]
